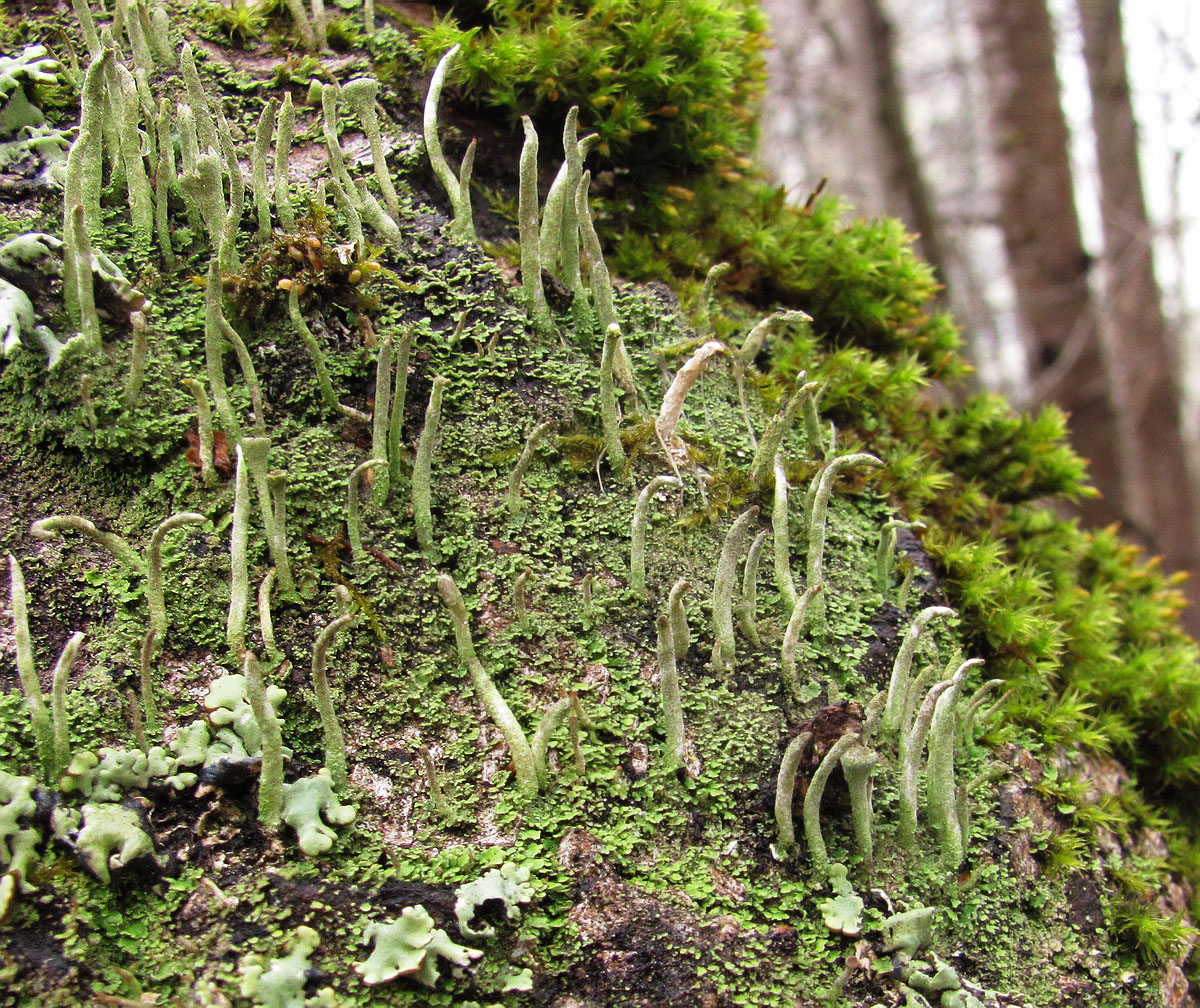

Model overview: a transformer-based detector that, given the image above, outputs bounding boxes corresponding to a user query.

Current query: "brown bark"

[972,0,1124,529]
[1076,0,1200,578]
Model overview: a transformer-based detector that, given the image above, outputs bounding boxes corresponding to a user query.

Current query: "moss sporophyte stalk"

[0,4,1195,1003]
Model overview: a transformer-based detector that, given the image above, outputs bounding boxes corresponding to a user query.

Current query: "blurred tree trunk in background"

[1076,0,1200,576]
[759,0,943,274]
[763,0,1200,626]
[969,0,1125,531]
[853,0,949,281]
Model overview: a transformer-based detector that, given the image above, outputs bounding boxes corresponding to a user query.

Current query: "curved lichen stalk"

[668,579,691,660]
[778,582,823,705]
[739,309,811,365]
[506,419,557,516]
[876,518,925,596]
[437,574,538,796]
[284,285,369,423]
[693,262,731,336]
[748,381,815,488]
[774,730,812,852]
[804,452,883,631]
[803,733,859,881]
[630,475,679,599]
[318,83,358,205]
[926,658,980,868]
[343,76,402,219]
[30,515,142,571]
[146,511,206,643]
[412,377,448,562]
[841,690,885,869]
[530,697,571,788]
[711,506,759,671]
[882,605,957,734]
[655,339,726,484]
[961,678,1009,746]
[312,614,355,790]
[424,45,476,241]
[897,674,955,850]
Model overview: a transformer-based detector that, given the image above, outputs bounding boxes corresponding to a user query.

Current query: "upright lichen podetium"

[424,45,476,241]
[711,506,759,671]
[244,651,283,829]
[413,377,448,562]
[772,454,798,612]
[51,631,84,776]
[882,605,957,735]
[312,615,354,791]
[599,323,627,472]
[347,458,386,564]
[629,475,679,599]
[518,116,552,335]
[8,556,57,782]
[226,445,251,660]
[657,613,685,773]
[804,452,883,632]
[437,574,539,796]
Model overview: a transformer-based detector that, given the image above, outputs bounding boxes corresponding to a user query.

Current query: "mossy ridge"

[0,6,1190,1007]
[414,4,1200,877]
[415,4,959,376]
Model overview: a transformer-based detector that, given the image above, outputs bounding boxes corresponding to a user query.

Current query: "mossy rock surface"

[0,3,1195,1007]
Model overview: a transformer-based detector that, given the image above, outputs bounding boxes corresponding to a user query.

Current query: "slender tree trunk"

[971,0,1124,530]
[1076,0,1200,580]
[761,0,947,280]
[857,0,948,282]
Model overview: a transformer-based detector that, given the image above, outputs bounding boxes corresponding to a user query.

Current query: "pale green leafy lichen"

[70,802,159,884]
[240,925,336,1008]
[356,904,481,987]
[280,769,356,856]
[453,861,535,938]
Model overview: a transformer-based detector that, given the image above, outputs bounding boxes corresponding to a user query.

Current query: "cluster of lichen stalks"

[0,4,1013,975]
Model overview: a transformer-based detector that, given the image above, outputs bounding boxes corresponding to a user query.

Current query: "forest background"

[762,0,1200,626]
